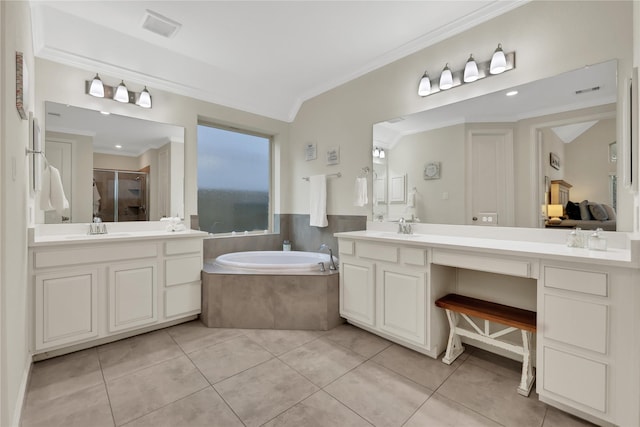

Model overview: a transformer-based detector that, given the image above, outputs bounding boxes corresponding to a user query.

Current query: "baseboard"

[11,355,32,427]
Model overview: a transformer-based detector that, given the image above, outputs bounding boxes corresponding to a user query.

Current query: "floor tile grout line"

[96,348,118,427]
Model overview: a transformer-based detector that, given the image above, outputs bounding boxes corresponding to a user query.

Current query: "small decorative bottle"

[283,240,292,251]
[566,229,578,248]
[588,228,607,251]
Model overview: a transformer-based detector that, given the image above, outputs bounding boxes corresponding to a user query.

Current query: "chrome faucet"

[319,244,338,270]
[397,217,412,234]
[89,217,108,235]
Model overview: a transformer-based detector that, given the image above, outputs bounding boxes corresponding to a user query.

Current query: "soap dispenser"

[588,228,607,251]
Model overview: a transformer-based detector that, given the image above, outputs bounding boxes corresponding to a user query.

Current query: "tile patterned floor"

[20,320,595,427]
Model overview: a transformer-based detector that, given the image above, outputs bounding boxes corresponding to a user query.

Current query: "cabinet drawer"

[357,242,398,262]
[338,240,354,255]
[544,266,608,296]
[165,239,202,256]
[432,250,530,277]
[401,248,426,266]
[35,244,157,269]
[165,256,202,287]
[544,295,608,353]
[543,347,607,413]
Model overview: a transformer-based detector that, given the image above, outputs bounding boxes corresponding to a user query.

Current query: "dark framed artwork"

[549,152,560,170]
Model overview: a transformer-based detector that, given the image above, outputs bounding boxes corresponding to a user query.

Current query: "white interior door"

[44,140,72,223]
[466,128,514,226]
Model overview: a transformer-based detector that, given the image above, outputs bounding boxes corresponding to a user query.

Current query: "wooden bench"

[435,293,537,396]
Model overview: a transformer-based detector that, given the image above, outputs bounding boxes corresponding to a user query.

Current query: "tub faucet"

[319,244,338,271]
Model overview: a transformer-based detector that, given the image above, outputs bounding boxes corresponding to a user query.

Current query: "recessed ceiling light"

[115,145,122,149]
[100,111,110,115]
[506,90,519,97]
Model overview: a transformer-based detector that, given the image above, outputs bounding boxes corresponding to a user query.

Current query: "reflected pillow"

[588,202,608,221]
[602,204,616,221]
[578,200,592,220]
[565,201,581,220]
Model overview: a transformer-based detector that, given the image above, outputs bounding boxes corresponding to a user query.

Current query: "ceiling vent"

[141,10,181,38]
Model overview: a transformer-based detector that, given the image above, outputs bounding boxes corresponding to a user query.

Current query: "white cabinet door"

[377,264,426,346]
[108,261,158,332]
[35,268,98,350]
[340,257,375,326]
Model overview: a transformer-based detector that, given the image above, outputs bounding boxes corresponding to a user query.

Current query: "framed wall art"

[16,51,29,120]
[549,152,560,170]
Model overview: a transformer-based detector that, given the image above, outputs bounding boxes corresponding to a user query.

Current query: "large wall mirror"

[373,59,627,231]
[42,101,185,224]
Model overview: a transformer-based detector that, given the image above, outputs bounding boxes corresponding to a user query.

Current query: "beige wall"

[1,2,34,426]
[288,1,634,230]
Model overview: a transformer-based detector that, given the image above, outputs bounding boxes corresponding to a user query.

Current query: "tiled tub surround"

[202,214,367,260]
[202,262,342,330]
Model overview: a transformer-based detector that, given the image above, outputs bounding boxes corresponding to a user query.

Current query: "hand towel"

[354,177,368,207]
[93,182,101,214]
[407,189,415,208]
[40,165,69,215]
[309,174,328,227]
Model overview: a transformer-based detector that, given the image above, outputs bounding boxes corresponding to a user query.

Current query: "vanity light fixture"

[490,44,507,75]
[417,71,431,96]
[417,44,515,97]
[89,74,105,98]
[379,149,385,159]
[113,81,129,103]
[373,147,380,158]
[136,86,152,108]
[439,64,453,90]
[85,74,153,109]
[463,55,479,83]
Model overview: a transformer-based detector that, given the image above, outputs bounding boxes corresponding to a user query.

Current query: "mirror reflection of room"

[43,102,185,223]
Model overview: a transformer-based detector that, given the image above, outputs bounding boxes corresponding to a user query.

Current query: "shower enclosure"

[93,169,148,222]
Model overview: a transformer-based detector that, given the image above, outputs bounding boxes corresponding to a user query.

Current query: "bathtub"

[214,250,337,273]
[202,250,343,331]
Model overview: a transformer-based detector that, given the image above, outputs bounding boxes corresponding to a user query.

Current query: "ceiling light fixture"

[85,74,153,109]
[439,64,453,90]
[417,44,515,97]
[506,90,519,97]
[113,81,129,103]
[490,44,507,75]
[463,55,479,83]
[89,74,104,98]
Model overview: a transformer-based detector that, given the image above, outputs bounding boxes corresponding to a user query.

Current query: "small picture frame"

[549,152,560,170]
[304,143,317,161]
[326,147,340,165]
[424,161,441,180]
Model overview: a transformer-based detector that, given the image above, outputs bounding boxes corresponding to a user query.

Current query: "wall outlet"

[478,212,498,226]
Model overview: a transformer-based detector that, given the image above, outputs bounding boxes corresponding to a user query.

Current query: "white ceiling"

[31,1,527,122]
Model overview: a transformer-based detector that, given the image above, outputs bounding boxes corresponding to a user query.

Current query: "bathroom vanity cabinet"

[336,227,640,427]
[28,226,206,357]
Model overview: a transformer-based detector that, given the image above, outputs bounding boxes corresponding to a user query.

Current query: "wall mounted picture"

[424,161,441,180]
[549,152,560,170]
[326,147,340,165]
[16,51,29,120]
[304,143,317,161]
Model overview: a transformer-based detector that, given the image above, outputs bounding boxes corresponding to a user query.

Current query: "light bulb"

[379,149,385,159]
[89,74,104,98]
[439,64,453,90]
[373,147,380,158]
[417,72,431,96]
[463,55,479,83]
[490,44,507,75]
[114,80,129,103]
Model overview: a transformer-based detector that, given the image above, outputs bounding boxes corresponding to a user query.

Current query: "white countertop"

[29,222,208,247]
[336,224,640,269]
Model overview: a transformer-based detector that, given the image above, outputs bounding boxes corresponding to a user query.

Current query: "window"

[197,124,271,234]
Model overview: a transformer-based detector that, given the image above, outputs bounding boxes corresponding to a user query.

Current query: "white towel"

[309,174,328,227]
[93,183,101,214]
[39,165,69,215]
[407,190,415,208]
[354,177,368,207]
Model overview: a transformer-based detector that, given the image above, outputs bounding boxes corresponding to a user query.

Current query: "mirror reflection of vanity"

[43,102,185,224]
[373,59,626,231]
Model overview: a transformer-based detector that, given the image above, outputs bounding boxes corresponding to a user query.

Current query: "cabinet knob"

[472,216,478,221]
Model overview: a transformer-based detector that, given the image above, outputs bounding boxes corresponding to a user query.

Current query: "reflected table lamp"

[547,204,564,224]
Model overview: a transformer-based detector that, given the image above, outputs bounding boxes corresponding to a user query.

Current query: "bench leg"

[518,330,535,396]
[442,309,465,364]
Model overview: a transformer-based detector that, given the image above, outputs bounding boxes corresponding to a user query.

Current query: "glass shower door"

[93,169,148,222]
